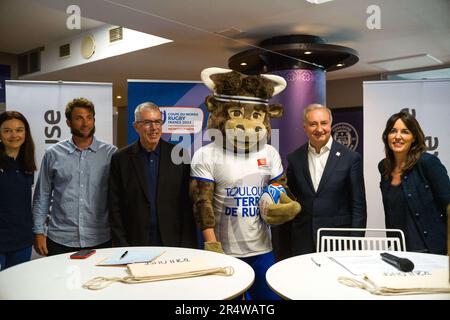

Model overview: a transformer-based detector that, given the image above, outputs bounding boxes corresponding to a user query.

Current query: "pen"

[119,251,128,259]
[310,257,321,267]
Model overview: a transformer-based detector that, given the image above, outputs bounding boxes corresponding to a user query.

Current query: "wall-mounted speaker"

[81,35,95,59]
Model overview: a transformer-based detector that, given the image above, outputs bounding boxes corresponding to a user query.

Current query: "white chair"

[316,228,406,252]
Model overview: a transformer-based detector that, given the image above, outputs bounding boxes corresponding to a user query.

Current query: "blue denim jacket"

[379,153,449,254]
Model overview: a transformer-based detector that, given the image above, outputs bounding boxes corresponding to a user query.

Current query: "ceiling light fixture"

[305,0,334,4]
[228,34,359,74]
[240,62,248,66]
[336,63,344,67]
[304,51,312,55]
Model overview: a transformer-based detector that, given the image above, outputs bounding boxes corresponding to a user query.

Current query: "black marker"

[120,251,128,259]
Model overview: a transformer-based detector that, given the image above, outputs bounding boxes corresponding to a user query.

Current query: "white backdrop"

[363,79,450,229]
[5,80,113,174]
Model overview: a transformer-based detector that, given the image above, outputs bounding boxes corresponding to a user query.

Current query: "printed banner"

[331,107,363,156]
[127,80,209,156]
[160,106,203,134]
[5,80,113,174]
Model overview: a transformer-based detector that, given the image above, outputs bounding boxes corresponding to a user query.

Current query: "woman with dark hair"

[379,110,449,254]
[0,111,36,270]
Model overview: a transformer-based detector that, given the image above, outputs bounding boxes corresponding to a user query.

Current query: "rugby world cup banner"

[5,80,113,174]
[363,79,450,229]
[127,80,209,157]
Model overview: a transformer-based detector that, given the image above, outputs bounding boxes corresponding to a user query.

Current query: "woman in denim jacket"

[378,111,449,254]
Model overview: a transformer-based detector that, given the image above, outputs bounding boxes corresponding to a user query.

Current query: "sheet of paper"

[328,253,448,276]
[97,249,164,266]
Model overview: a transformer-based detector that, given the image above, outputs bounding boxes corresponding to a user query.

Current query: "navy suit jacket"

[273,140,367,259]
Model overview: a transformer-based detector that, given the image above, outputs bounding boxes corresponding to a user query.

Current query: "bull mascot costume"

[190,67,301,299]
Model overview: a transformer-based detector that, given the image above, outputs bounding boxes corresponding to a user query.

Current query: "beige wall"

[326,74,381,109]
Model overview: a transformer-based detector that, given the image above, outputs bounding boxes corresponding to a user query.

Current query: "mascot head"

[201,67,286,152]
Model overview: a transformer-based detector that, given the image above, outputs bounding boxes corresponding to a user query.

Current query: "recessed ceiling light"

[240,62,248,66]
[336,63,344,67]
[116,95,122,99]
[304,51,312,55]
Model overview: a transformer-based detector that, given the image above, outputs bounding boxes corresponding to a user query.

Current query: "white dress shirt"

[308,138,333,192]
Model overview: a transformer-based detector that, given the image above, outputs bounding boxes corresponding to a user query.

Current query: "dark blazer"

[108,140,197,248]
[378,153,449,254]
[274,140,367,259]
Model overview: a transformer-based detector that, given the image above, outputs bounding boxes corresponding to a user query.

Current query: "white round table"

[0,247,254,300]
[266,250,449,300]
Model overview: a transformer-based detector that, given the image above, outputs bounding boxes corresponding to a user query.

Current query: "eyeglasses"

[137,120,163,127]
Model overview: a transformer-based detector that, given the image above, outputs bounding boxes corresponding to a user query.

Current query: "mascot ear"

[205,96,216,113]
[267,104,284,118]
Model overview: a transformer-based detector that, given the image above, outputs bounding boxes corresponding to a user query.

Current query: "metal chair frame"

[316,228,406,252]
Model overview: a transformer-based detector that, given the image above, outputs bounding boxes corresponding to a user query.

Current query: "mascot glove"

[266,192,301,225]
[204,241,225,254]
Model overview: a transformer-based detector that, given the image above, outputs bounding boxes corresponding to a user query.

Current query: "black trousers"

[46,238,112,256]
[272,214,315,261]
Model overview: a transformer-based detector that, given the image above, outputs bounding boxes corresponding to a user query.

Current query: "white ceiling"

[1,0,450,106]
[0,0,104,54]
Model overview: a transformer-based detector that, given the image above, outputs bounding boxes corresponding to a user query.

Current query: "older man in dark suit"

[274,104,367,259]
[108,102,197,248]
